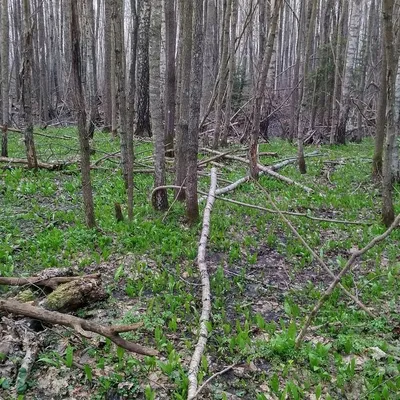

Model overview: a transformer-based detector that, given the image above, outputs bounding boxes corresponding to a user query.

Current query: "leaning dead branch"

[187,168,217,400]
[0,299,158,356]
[254,180,375,317]
[295,213,400,347]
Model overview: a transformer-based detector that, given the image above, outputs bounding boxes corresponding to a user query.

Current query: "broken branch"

[0,299,158,356]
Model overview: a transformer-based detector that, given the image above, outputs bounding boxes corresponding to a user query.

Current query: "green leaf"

[270,373,280,395]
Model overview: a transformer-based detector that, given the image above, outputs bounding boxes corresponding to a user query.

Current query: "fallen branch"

[253,180,375,317]
[201,149,314,193]
[0,125,73,140]
[0,299,158,356]
[0,273,101,290]
[152,185,371,226]
[0,156,76,171]
[193,363,236,399]
[295,213,400,347]
[187,168,217,400]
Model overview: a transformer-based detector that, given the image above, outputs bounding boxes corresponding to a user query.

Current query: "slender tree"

[249,0,283,178]
[186,0,205,223]
[150,0,168,211]
[164,0,176,157]
[381,0,396,227]
[70,0,96,228]
[1,0,9,157]
[174,0,193,200]
[21,0,38,170]
[136,0,151,137]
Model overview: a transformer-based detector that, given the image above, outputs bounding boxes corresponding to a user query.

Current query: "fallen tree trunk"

[41,278,108,312]
[187,168,217,400]
[0,299,158,356]
[0,273,101,290]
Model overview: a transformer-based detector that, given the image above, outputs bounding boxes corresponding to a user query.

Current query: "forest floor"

[1,129,400,400]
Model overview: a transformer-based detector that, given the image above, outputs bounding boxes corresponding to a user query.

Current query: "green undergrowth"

[0,129,399,399]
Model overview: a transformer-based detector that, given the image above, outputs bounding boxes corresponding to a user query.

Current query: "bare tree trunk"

[221,0,238,147]
[297,0,319,174]
[103,0,113,131]
[381,0,396,227]
[1,0,9,157]
[164,0,176,157]
[83,0,98,138]
[151,0,168,211]
[21,0,38,170]
[37,0,50,124]
[128,0,138,141]
[136,0,151,137]
[186,0,204,223]
[249,0,282,179]
[372,43,387,178]
[70,0,96,229]
[212,0,232,149]
[174,0,192,200]
[330,0,348,144]
[334,0,362,145]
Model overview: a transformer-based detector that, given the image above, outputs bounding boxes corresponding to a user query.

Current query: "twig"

[187,168,217,400]
[295,213,400,347]
[193,363,236,399]
[254,180,376,317]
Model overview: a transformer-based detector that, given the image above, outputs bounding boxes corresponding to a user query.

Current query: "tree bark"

[164,0,176,157]
[174,0,193,200]
[1,0,9,157]
[381,0,396,227]
[21,0,38,170]
[249,0,283,179]
[136,0,152,137]
[151,0,168,211]
[70,0,96,228]
[186,0,205,223]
